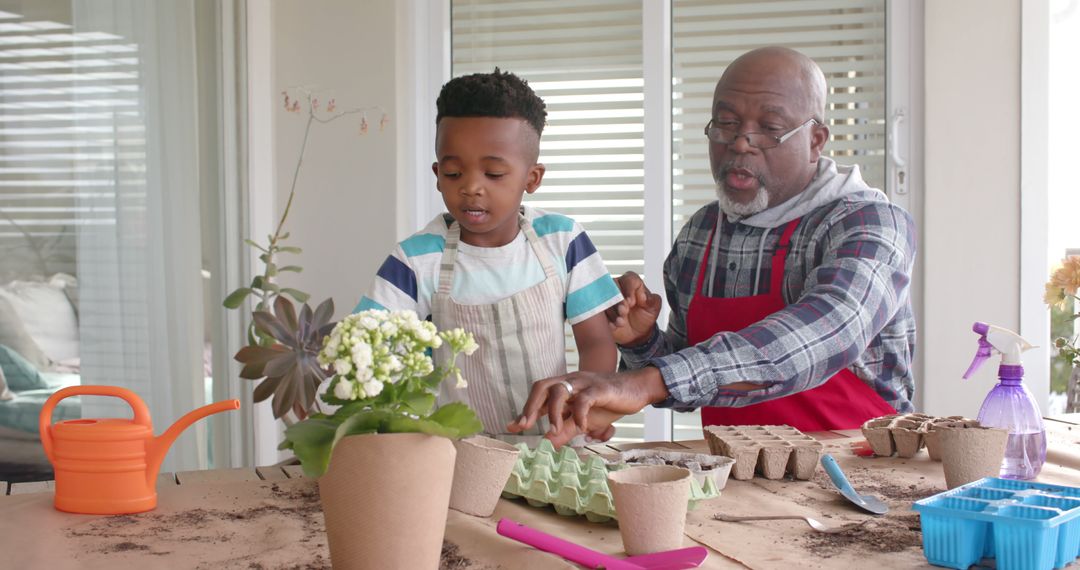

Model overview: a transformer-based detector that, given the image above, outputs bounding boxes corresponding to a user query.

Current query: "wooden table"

[3,418,1079,569]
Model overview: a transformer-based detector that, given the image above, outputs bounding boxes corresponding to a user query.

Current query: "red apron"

[692,217,895,431]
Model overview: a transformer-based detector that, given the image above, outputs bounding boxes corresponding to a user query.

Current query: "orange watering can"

[39,385,240,515]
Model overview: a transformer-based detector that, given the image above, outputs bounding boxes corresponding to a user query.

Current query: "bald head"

[708,47,832,216]
[719,47,827,123]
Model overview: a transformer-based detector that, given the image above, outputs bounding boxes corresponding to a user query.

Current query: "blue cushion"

[0,343,47,391]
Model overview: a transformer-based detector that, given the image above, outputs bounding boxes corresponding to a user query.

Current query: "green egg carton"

[501,439,723,523]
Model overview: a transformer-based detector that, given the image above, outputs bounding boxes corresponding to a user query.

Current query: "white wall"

[921,0,1023,417]
[271,0,398,321]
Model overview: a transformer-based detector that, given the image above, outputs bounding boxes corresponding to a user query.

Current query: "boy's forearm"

[571,312,619,373]
[577,341,618,373]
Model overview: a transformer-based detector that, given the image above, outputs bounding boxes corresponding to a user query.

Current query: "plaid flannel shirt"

[620,195,917,413]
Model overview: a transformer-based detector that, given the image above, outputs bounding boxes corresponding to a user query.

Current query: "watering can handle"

[39,386,153,464]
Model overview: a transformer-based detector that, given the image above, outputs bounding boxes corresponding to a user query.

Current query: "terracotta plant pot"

[318,432,456,569]
[449,435,520,517]
[607,465,691,555]
[938,424,1009,489]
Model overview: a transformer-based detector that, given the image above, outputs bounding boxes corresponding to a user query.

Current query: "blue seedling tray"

[913,477,1080,570]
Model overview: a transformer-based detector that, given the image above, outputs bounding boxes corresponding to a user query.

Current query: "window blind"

[0,5,137,284]
[451,0,647,441]
[670,0,888,440]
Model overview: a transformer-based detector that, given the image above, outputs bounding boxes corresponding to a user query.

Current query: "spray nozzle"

[963,321,1035,380]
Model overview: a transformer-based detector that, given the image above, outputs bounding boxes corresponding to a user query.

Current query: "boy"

[357,70,622,441]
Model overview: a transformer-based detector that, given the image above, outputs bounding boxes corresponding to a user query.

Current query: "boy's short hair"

[435,68,547,136]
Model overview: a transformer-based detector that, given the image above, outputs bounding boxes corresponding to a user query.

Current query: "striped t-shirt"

[357,206,623,326]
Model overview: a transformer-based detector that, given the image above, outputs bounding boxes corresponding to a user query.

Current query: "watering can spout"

[147,399,240,486]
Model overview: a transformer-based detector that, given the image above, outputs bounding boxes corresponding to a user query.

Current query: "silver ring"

[559,380,574,396]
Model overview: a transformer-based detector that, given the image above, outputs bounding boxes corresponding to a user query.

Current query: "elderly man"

[509,46,916,445]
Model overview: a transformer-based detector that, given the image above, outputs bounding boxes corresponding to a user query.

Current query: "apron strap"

[437,212,558,296]
[519,215,559,280]
[695,216,802,298]
[437,220,461,295]
[694,216,721,298]
[768,218,801,295]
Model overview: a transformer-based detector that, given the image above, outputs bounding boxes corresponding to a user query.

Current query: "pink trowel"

[497,518,708,569]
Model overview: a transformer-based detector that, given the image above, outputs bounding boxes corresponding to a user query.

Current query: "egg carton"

[702,424,823,481]
[501,439,722,523]
[914,477,1080,570]
[602,449,734,490]
[861,414,979,459]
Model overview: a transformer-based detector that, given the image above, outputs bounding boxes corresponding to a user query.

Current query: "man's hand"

[542,406,619,447]
[507,367,670,447]
[606,271,663,346]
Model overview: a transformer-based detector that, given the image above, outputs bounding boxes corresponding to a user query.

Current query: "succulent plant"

[234,295,336,419]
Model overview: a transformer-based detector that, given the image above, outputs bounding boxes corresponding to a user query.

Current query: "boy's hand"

[541,408,618,448]
[606,271,662,346]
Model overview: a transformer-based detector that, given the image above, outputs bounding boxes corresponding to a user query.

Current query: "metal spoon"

[713,513,856,534]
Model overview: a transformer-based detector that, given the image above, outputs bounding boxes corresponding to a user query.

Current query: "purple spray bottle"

[963,322,1046,479]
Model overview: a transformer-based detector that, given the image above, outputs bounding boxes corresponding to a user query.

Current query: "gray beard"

[715,182,770,220]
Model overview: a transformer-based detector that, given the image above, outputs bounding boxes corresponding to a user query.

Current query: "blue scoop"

[821,453,889,515]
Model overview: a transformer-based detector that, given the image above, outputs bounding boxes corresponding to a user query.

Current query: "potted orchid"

[281,308,482,569]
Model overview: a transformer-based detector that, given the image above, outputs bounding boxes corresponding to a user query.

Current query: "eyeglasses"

[704,118,819,149]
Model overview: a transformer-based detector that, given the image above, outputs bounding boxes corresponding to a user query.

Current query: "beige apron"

[432,215,566,440]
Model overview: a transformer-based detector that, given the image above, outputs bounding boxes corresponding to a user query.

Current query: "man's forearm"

[631,366,672,407]
[618,326,673,369]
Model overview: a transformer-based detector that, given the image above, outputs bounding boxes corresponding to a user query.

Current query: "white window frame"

[888,0,926,410]
[407,0,925,441]
[245,0,283,465]
[1019,0,1050,411]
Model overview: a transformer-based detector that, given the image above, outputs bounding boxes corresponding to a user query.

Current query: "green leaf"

[259,253,271,264]
[282,288,310,303]
[427,402,483,438]
[251,275,266,290]
[266,262,278,277]
[282,419,338,477]
[333,410,392,445]
[244,239,268,253]
[280,232,290,240]
[421,370,446,391]
[327,399,373,418]
[402,393,435,416]
[223,287,252,309]
[278,246,303,254]
[278,265,303,273]
[384,415,461,438]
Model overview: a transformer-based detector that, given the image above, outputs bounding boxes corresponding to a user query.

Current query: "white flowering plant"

[280,309,482,477]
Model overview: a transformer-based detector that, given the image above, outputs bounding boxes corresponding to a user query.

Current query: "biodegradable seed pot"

[607,465,691,555]
[449,435,520,517]
[923,417,977,462]
[860,415,898,457]
[319,433,456,569]
[938,424,1009,489]
[704,425,823,480]
[888,418,925,458]
[758,444,791,480]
